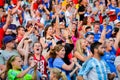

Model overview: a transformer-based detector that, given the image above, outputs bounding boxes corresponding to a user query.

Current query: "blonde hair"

[76,39,84,55]
[51,68,67,80]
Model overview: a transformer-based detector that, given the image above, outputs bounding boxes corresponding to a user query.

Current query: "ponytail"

[51,68,67,80]
[60,72,67,80]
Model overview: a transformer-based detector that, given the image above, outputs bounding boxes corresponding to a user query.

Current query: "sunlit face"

[81,39,87,50]
[86,35,94,44]
[72,24,76,32]
[12,57,23,69]
[98,45,105,56]
[94,24,100,32]
[111,0,116,5]
[87,17,92,23]
[95,1,99,6]
[18,28,25,35]
[56,47,65,58]
[33,43,42,54]
[47,27,53,36]
[106,40,112,51]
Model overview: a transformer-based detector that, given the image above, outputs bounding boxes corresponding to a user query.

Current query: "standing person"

[40,25,56,58]
[33,42,48,79]
[78,0,87,21]
[16,26,25,43]
[74,39,92,66]
[50,44,75,80]
[115,1,120,20]
[77,42,116,80]
[0,10,11,49]
[65,4,72,27]
[107,0,117,27]
[92,0,100,21]
[0,36,21,71]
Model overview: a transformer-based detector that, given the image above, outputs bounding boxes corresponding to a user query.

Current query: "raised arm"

[30,1,35,18]
[114,29,120,50]
[11,1,21,14]
[17,36,30,56]
[99,24,106,44]
[3,10,11,31]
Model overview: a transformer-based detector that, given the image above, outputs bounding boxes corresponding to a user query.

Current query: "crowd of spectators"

[0,0,120,80]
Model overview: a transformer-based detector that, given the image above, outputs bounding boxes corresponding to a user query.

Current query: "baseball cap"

[114,19,120,24]
[3,36,15,44]
[84,32,94,38]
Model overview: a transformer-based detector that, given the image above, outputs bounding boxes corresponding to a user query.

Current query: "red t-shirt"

[0,0,5,7]
[116,48,120,56]
[73,0,78,4]
[0,28,5,48]
[12,0,18,5]
[33,3,38,10]
[34,55,47,76]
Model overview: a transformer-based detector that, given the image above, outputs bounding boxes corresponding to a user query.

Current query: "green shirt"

[7,69,32,80]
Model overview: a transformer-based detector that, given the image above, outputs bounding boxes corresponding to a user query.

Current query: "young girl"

[50,68,67,80]
[4,55,36,80]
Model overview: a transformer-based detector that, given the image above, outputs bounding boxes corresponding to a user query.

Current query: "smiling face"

[56,47,65,58]
[80,39,87,50]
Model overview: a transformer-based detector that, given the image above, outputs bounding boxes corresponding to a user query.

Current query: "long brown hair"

[49,44,64,58]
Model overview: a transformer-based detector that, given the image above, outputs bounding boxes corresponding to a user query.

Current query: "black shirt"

[78,5,86,21]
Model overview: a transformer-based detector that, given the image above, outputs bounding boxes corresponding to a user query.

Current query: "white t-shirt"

[65,10,72,26]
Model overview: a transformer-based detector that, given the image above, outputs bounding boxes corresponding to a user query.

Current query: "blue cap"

[38,8,43,13]
[3,36,14,44]
[9,24,17,30]
[84,32,94,38]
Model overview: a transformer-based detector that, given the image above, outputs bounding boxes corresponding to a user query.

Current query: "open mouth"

[37,49,39,51]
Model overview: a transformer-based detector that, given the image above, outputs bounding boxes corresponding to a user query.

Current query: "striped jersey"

[78,57,110,80]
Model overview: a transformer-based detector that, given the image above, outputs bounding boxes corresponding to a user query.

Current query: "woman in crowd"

[74,39,92,65]
[40,25,56,58]
[49,44,75,80]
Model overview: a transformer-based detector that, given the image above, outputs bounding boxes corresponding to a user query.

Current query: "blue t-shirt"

[53,58,71,80]
[100,25,112,39]
[108,4,116,10]
[93,32,101,42]
[102,47,117,74]
[115,7,120,20]
[48,58,54,68]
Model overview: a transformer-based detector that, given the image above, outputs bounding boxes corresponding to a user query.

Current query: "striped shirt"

[78,57,110,80]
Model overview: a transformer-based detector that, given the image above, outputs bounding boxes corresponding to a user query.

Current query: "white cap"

[114,19,120,24]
